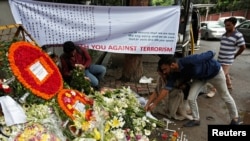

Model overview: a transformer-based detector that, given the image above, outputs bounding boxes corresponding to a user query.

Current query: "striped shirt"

[218,30,245,65]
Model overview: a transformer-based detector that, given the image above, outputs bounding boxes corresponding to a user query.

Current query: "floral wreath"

[8,41,63,100]
[57,89,94,120]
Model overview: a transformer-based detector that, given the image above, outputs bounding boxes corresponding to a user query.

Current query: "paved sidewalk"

[101,77,157,96]
[100,53,159,96]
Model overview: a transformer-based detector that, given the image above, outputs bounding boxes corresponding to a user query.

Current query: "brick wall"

[201,9,250,21]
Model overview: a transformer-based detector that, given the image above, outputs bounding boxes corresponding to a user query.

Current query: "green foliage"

[151,0,173,6]
[194,0,250,14]
[70,67,94,95]
[0,40,28,97]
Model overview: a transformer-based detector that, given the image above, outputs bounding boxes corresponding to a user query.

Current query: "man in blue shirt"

[157,51,240,127]
[144,68,192,120]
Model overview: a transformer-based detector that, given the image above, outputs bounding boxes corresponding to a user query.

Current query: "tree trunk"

[120,54,143,82]
[120,0,149,82]
[129,0,149,6]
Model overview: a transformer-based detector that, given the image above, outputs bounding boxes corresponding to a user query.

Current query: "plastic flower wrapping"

[0,102,66,141]
[13,123,61,141]
[0,87,164,141]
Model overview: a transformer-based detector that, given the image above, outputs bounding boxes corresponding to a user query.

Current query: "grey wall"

[0,0,15,25]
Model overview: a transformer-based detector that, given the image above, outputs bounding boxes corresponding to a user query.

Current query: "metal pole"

[205,7,209,21]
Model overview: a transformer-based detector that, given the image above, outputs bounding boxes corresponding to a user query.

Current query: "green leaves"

[70,67,94,95]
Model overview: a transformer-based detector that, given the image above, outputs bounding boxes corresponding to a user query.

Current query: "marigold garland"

[8,41,63,100]
[57,89,93,120]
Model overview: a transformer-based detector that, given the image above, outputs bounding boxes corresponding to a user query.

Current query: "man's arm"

[144,92,157,111]
[81,48,92,68]
[234,45,246,59]
[60,56,72,77]
[147,88,169,111]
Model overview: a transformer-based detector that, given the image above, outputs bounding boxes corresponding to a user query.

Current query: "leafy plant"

[0,40,27,97]
[70,67,94,95]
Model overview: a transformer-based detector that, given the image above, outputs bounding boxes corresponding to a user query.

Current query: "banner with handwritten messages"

[9,0,180,54]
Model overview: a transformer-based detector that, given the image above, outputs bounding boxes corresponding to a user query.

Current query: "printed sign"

[9,0,180,54]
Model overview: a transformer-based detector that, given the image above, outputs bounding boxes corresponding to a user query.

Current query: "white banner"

[9,0,180,54]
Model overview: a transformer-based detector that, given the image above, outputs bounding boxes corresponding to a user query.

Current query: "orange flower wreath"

[8,41,63,100]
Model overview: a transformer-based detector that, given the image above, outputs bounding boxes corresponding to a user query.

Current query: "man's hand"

[84,77,90,81]
[145,103,157,112]
[75,64,85,70]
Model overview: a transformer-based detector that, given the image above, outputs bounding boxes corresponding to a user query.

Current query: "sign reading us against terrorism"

[9,0,180,54]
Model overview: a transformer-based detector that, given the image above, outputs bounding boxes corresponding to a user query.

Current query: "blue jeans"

[85,64,106,87]
[188,68,238,120]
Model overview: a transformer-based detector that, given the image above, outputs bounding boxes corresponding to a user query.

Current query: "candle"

[183,134,186,141]
[166,120,169,129]
[3,76,15,85]
[180,131,183,141]
[19,92,30,103]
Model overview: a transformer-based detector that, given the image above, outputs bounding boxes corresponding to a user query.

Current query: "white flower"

[114,106,120,113]
[138,135,150,141]
[144,129,151,136]
[152,123,156,128]
[103,97,113,103]
[71,90,76,96]
[109,116,125,128]
[112,128,126,140]
[2,84,9,89]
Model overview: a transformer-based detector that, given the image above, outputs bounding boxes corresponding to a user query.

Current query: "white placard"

[29,61,48,81]
[73,100,86,113]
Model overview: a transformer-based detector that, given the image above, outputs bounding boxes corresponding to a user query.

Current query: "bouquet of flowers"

[71,87,165,141]
[14,123,61,141]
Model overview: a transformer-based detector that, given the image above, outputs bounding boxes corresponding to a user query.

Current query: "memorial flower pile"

[0,41,171,141]
[72,87,165,141]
